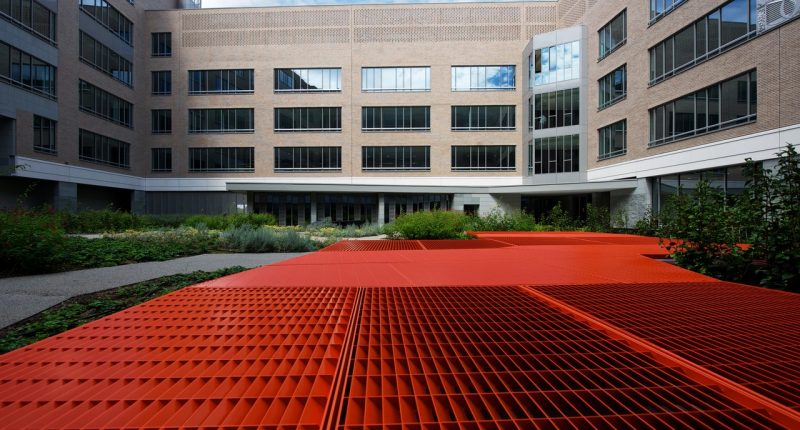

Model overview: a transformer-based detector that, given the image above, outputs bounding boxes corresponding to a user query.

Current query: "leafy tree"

[740,144,800,290]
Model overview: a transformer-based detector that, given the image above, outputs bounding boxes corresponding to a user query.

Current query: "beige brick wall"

[583,0,800,171]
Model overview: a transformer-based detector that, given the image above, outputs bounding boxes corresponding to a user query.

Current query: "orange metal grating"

[1,233,800,429]
[338,286,783,429]
[532,282,800,412]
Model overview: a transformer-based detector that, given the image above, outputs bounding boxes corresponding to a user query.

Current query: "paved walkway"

[0,253,306,328]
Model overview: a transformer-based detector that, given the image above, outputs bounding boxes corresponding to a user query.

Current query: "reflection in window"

[0,41,56,99]
[362,67,430,92]
[652,164,755,212]
[451,66,515,91]
[189,147,254,172]
[598,120,626,160]
[649,0,686,23]
[189,69,254,94]
[79,0,133,46]
[79,80,133,128]
[189,108,254,133]
[451,106,515,131]
[151,148,172,172]
[80,32,132,87]
[649,70,756,147]
[534,41,580,85]
[274,147,341,171]
[0,0,56,43]
[650,0,757,84]
[275,68,341,92]
[362,146,430,171]
[451,145,515,171]
[598,10,626,60]
[598,65,626,109]
[79,129,130,169]
[362,107,430,131]
[533,88,579,130]
[274,107,342,132]
[530,135,579,175]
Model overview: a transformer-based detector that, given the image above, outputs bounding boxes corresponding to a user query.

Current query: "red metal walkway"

[1,232,799,429]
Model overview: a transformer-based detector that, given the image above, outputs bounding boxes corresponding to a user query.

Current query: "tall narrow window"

[151,32,171,57]
[151,148,172,172]
[151,109,171,134]
[151,71,171,95]
[33,115,56,154]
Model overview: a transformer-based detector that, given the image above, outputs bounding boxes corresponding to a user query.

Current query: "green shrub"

[0,209,68,275]
[63,227,218,269]
[466,209,549,232]
[60,209,152,233]
[182,213,277,230]
[584,204,611,232]
[542,203,574,231]
[634,208,660,237]
[221,225,317,252]
[388,211,467,239]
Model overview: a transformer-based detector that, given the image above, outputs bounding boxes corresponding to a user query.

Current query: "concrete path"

[0,253,307,328]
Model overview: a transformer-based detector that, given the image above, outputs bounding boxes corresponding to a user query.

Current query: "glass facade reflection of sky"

[451,65,515,91]
[532,40,580,86]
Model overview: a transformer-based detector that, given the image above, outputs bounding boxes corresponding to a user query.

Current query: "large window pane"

[720,0,748,46]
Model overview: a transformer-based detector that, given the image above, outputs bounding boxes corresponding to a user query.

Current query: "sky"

[201,0,553,7]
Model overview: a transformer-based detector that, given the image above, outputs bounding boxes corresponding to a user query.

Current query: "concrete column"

[131,190,146,214]
[609,178,652,228]
[309,194,317,223]
[377,193,385,226]
[54,181,77,212]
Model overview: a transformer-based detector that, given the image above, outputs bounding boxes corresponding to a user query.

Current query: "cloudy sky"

[202,0,553,7]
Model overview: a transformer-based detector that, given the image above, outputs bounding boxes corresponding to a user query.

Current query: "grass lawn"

[0,266,247,354]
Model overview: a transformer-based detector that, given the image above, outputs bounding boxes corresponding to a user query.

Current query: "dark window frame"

[451,105,516,131]
[78,128,131,169]
[33,115,56,155]
[598,64,627,110]
[361,146,431,171]
[188,147,255,172]
[189,69,255,95]
[529,134,580,174]
[188,108,255,134]
[151,148,172,172]
[79,79,134,128]
[151,32,171,57]
[151,109,172,134]
[274,146,342,171]
[361,106,430,132]
[151,70,171,95]
[274,68,341,92]
[598,9,627,61]
[598,120,627,160]
[451,145,516,171]
[274,107,342,132]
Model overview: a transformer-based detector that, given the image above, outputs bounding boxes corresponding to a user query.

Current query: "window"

[274,68,341,92]
[79,129,130,168]
[649,70,756,147]
[33,115,56,154]
[362,67,430,92]
[530,135,580,174]
[598,120,626,160]
[599,10,626,60]
[650,0,758,84]
[362,146,430,171]
[451,106,515,131]
[79,80,133,128]
[79,0,133,46]
[189,69,254,94]
[189,147,254,172]
[451,66,515,91]
[79,32,132,87]
[274,147,341,171]
[451,145,515,171]
[650,0,687,23]
[532,88,579,130]
[0,0,56,43]
[151,71,171,95]
[189,108,254,133]
[151,32,171,57]
[362,107,430,131]
[0,41,56,99]
[151,148,172,172]
[151,109,171,134]
[533,41,580,85]
[274,107,341,132]
[598,65,626,109]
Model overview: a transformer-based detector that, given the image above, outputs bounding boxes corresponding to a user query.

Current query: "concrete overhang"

[226,179,639,195]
